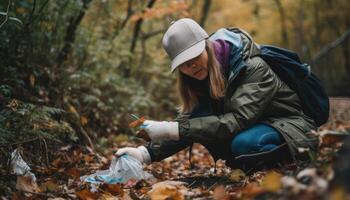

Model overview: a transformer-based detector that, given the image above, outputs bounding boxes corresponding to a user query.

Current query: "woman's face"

[178,49,209,80]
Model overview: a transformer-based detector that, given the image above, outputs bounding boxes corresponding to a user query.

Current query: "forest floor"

[2,98,350,200]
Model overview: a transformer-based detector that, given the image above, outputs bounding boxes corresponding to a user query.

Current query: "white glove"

[115,146,151,164]
[142,120,179,142]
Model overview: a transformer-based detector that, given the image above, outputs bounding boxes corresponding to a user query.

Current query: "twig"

[26,0,37,24]
[188,179,197,187]
[39,136,50,167]
[120,0,133,29]
[207,182,217,191]
[26,0,50,27]
[129,0,156,53]
[0,0,12,29]
[311,28,350,64]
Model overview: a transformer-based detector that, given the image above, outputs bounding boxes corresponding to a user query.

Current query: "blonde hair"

[177,40,226,113]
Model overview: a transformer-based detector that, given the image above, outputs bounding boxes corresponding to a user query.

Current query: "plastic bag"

[10,148,36,181]
[80,155,152,184]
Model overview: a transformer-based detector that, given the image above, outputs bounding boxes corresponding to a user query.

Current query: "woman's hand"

[115,146,151,164]
[142,120,179,142]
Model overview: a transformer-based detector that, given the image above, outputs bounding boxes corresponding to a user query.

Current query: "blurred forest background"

[0,0,349,165]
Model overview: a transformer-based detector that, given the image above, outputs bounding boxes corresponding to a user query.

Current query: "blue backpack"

[259,45,329,126]
[210,28,330,126]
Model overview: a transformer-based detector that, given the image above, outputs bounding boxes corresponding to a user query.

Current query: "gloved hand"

[115,146,151,164]
[142,120,179,142]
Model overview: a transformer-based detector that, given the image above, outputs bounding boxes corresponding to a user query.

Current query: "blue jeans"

[231,123,284,157]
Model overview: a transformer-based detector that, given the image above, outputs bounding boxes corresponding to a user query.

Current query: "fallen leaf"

[148,181,186,200]
[320,131,348,146]
[16,175,40,193]
[213,185,229,200]
[68,105,78,114]
[261,171,282,192]
[101,184,124,196]
[242,182,264,199]
[81,116,89,125]
[40,180,59,192]
[100,193,119,200]
[229,169,246,182]
[68,167,81,178]
[75,189,99,200]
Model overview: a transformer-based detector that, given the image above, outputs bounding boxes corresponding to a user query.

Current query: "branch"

[56,0,92,67]
[129,0,156,53]
[274,0,288,47]
[311,28,350,64]
[140,29,164,40]
[120,0,133,29]
[0,0,12,29]
[199,0,211,28]
[26,0,37,24]
[24,0,50,28]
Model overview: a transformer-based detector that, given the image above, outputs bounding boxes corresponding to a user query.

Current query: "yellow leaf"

[261,171,282,192]
[68,105,78,114]
[40,180,59,192]
[229,169,246,182]
[80,116,88,125]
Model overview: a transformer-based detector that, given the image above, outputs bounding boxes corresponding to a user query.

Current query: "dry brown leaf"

[102,184,124,196]
[16,175,41,193]
[100,193,119,200]
[80,116,88,125]
[68,167,81,178]
[83,155,95,163]
[148,181,186,200]
[320,131,348,146]
[75,189,99,200]
[213,185,229,200]
[242,182,264,199]
[51,158,62,167]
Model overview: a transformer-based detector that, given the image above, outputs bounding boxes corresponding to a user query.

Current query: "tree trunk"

[199,0,211,28]
[274,0,288,47]
[56,0,92,68]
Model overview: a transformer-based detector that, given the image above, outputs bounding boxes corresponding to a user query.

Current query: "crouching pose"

[117,18,324,171]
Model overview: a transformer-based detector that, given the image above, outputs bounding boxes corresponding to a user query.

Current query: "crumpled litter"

[10,148,36,181]
[80,155,152,184]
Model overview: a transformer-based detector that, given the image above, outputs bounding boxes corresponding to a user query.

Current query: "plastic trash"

[10,148,36,181]
[80,154,152,184]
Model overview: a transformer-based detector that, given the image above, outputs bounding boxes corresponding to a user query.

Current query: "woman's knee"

[230,123,284,157]
[231,133,256,157]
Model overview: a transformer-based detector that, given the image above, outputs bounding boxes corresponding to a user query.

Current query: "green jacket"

[146,28,318,165]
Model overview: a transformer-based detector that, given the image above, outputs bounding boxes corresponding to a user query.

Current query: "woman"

[116,18,318,171]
